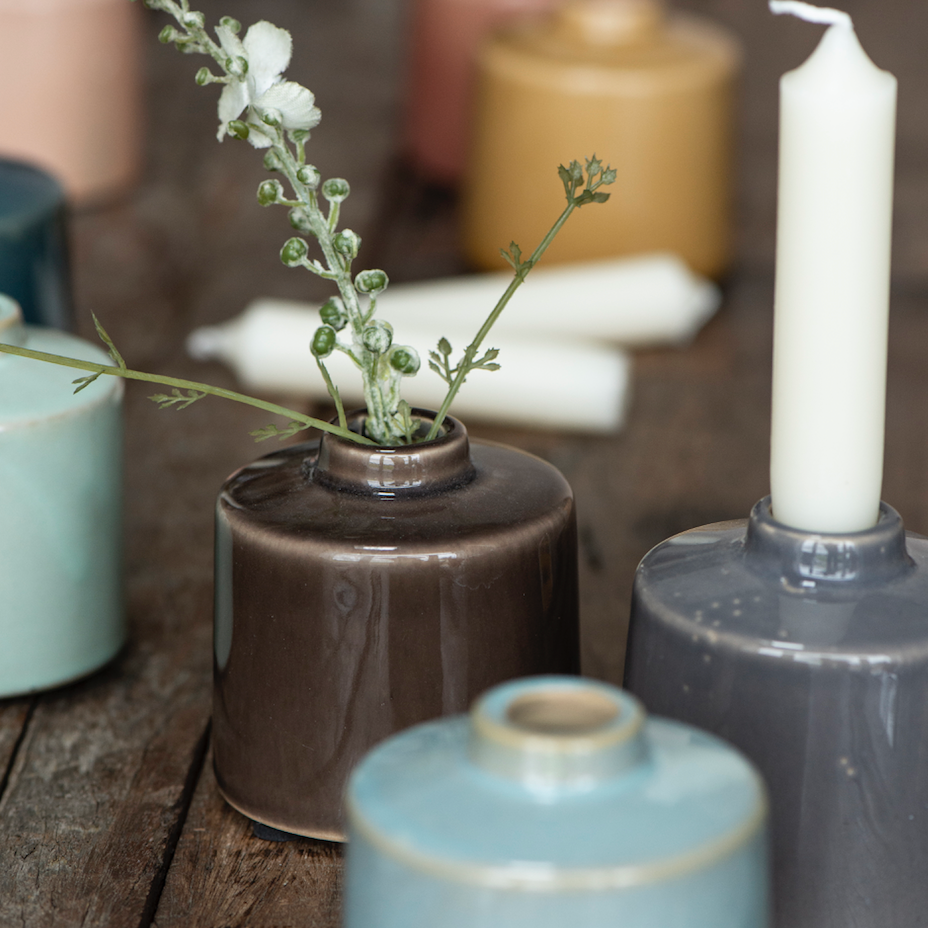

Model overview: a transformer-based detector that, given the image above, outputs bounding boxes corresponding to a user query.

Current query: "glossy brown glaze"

[212,414,579,840]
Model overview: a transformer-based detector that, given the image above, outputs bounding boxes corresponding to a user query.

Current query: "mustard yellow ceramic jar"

[462,0,741,277]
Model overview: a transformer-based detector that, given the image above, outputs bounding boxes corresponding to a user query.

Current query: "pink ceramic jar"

[0,0,143,203]
[403,0,559,184]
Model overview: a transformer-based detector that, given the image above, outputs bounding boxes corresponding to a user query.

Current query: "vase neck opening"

[468,677,649,794]
[311,409,476,497]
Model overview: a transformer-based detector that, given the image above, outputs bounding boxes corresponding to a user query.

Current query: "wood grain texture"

[0,627,210,928]
[0,701,33,793]
[152,751,343,928]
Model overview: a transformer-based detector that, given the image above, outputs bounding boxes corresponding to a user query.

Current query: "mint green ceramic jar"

[345,676,769,928]
[0,295,124,696]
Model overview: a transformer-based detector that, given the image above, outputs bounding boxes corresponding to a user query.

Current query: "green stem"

[424,195,581,442]
[315,356,347,431]
[0,342,375,444]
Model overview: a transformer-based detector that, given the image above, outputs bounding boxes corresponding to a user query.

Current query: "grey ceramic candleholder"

[624,497,928,928]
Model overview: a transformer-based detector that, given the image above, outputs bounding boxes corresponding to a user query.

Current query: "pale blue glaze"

[0,295,123,696]
[345,676,770,928]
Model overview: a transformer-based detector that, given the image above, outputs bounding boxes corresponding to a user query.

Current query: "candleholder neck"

[744,497,912,592]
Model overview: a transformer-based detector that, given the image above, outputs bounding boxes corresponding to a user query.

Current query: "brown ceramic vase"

[212,411,579,841]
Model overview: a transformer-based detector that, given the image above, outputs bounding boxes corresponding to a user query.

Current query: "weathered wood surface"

[3,0,928,925]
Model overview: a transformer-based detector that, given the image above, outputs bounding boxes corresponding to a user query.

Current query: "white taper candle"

[769,1,896,532]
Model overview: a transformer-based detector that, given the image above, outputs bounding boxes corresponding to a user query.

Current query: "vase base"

[251,821,302,843]
[217,784,348,844]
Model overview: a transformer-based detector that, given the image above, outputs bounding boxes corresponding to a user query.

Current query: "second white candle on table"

[770,5,896,533]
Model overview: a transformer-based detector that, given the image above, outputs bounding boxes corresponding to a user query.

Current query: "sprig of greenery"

[14,3,615,447]
[0,317,375,445]
[424,156,616,441]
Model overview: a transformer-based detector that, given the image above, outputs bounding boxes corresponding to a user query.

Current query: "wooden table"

[4,1,928,924]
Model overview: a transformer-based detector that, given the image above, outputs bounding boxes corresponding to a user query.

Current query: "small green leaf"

[150,388,206,410]
[250,421,305,442]
[72,373,102,393]
[92,315,126,370]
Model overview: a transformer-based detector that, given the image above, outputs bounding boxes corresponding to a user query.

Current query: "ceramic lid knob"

[556,0,665,46]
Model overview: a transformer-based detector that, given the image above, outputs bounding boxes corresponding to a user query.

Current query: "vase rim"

[311,408,476,496]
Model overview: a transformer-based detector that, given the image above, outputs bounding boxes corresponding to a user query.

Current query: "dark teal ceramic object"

[0,158,72,329]
[625,497,928,927]
[344,676,769,928]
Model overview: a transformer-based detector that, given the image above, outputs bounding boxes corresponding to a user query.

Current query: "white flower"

[215,20,321,147]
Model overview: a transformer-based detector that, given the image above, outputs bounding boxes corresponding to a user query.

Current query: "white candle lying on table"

[769,1,896,533]
[188,303,631,433]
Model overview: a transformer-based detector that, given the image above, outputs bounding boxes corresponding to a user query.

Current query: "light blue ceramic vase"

[345,676,769,928]
[0,295,124,696]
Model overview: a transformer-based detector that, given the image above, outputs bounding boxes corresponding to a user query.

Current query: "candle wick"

[769,1,852,28]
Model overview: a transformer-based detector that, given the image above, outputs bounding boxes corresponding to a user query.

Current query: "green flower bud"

[319,297,348,331]
[362,321,393,355]
[280,237,309,267]
[263,150,284,172]
[354,269,388,295]
[257,179,284,207]
[297,165,321,188]
[322,178,350,203]
[195,67,213,86]
[288,208,312,233]
[289,129,312,143]
[388,345,420,376]
[311,325,337,358]
[159,25,180,43]
[334,229,361,258]
[226,56,248,79]
[261,107,283,128]
[219,16,242,33]
[181,11,205,28]
[228,120,250,140]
